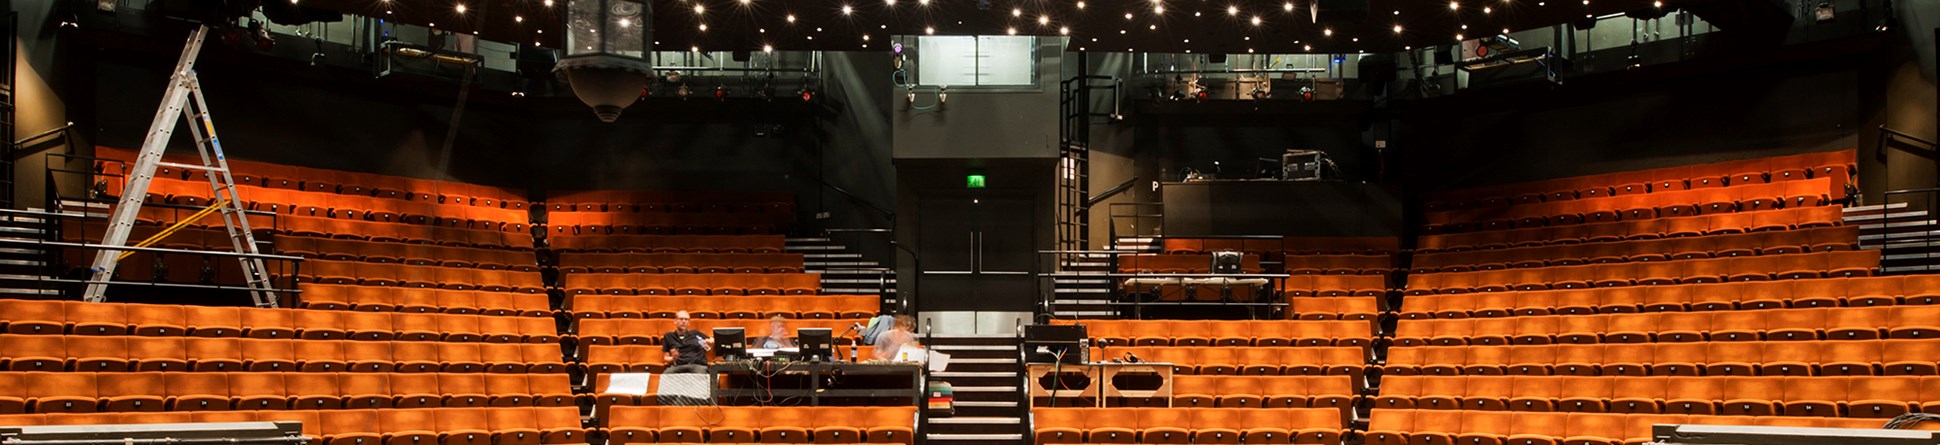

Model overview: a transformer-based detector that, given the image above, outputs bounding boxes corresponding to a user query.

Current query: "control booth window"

[913,36,1038,87]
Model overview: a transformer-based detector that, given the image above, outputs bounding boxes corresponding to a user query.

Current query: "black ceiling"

[300,0,1715,54]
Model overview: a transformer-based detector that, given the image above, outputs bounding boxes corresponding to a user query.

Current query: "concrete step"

[1049,299,1111,305]
[1883,265,1940,273]
[952,400,1019,408]
[785,238,833,243]
[1843,203,1909,214]
[821,278,898,284]
[941,386,1018,393]
[824,288,896,294]
[784,245,844,251]
[923,433,1025,442]
[1052,278,1112,285]
[806,261,882,267]
[1051,311,1119,318]
[1053,288,1109,294]
[931,345,1017,352]
[805,253,864,259]
[928,417,1021,425]
[1844,211,1932,223]
[932,371,1017,378]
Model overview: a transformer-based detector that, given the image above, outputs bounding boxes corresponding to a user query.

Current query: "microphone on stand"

[843,323,865,362]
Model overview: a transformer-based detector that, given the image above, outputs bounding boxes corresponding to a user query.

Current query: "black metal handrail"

[1876,126,1940,204]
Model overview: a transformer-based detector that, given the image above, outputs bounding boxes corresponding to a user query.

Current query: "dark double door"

[916,193,1038,313]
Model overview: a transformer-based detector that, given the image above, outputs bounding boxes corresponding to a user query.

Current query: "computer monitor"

[712,327,746,361]
[797,327,833,362]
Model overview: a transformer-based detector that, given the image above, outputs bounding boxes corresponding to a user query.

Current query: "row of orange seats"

[1279,274,1391,296]
[1088,346,1368,377]
[0,406,585,445]
[566,294,879,320]
[1422,150,1854,209]
[1116,253,1264,274]
[1120,278,1270,302]
[1382,339,1940,377]
[0,300,557,343]
[543,211,789,235]
[1416,206,1842,253]
[0,372,572,414]
[547,189,793,212]
[1286,296,1382,320]
[1167,375,1358,409]
[294,260,546,293]
[1404,250,1879,294]
[1051,319,1375,347]
[128,164,528,212]
[136,179,531,230]
[1364,409,1888,445]
[1423,178,1837,233]
[581,344,877,374]
[1284,254,1395,274]
[1400,276,1940,320]
[558,273,821,296]
[1376,375,1938,417]
[281,237,539,271]
[279,214,534,249]
[546,234,784,253]
[95,146,531,209]
[297,284,551,316]
[1410,226,1858,273]
[601,405,913,444]
[1394,305,1940,346]
[573,317,872,346]
[1,335,567,373]
[1033,407,1346,444]
[1164,236,1403,255]
[555,253,804,274]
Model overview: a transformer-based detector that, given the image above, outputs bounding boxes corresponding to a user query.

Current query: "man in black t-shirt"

[662,310,712,373]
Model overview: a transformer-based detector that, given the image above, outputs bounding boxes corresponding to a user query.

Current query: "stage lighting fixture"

[1627,53,1642,69]
[938,86,948,103]
[555,0,653,122]
[906,85,916,102]
[714,85,730,100]
[1299,85,1315,102]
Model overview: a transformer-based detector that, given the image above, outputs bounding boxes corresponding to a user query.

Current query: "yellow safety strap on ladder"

[118,199,230,261]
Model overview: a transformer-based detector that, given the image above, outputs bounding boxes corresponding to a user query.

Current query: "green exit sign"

[966,174,987,189]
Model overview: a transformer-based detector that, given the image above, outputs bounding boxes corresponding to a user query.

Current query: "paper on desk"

[927,351,951,373]
[604,373,653,396]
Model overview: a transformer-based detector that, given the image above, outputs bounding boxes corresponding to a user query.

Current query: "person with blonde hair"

[755,315,795,349]
[872,315,921,361]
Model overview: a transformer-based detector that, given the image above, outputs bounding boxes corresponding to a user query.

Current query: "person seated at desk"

[872,315,921,361]
[757,315,795,349]
[662,311,712,373]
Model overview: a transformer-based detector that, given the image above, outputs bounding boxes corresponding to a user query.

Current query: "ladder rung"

[156,161,221,172]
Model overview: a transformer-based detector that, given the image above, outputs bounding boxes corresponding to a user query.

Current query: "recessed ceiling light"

[1303,44,1312,50]
[1039,15,1050,25]
[1149,24,1157,29]
[1502,27,1510,33]
[1154,5,1164,13]
[1059,26,1069,34]
[1013,8,1023,16]
[514,16,522,22]
[694,4,704,13]
[1449,0,1459,9]
[1227,5,1238,15]
[1077,1,1086,9]
[741,0,751,4]
[842,4,853,14]
[1283,1,1293,11]
[863,34,871,40]
[1008,26,1018,34]
[1483,6,1492,13]
[454,4,466,13]
[925,26,935,34]
[1393,24,1402,33]
[1456,33,1464,40]
[1126,12,1134,19]
[1323,28,1332,36]
[1652,0,1662,6]
[1250,15,1261,25]
[918,0,929,5]
[699,24,707,30]
[763,44,774,52]
[1193,11,1201,16]
[787,14,797,22]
